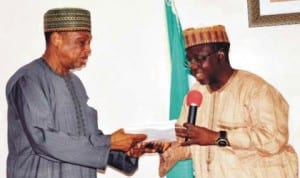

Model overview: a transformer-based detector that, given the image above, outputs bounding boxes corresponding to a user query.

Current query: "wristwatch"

[216,131,229,147]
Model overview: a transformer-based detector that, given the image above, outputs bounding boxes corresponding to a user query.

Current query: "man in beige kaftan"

[159,25,298,178]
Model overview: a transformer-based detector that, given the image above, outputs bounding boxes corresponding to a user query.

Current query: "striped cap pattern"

[44,8,91,32]
[183,25,229,48]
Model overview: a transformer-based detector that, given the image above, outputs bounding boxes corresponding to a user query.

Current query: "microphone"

[185,90,203,141]
[186,90,203,125]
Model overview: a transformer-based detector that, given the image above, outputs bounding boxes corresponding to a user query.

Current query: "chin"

[71,65,86,72]
[197,79,207,85]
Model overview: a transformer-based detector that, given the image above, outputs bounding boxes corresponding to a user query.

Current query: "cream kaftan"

[176,70,298,178]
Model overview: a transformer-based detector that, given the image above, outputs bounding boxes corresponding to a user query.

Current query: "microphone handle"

[185,105,198,141]
[187,105,197,125]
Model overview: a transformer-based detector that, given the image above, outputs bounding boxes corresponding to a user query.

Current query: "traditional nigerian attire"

[174,70,298,178]
[183,25,229,48]
[44,8,91,32]
[6,58,138,178]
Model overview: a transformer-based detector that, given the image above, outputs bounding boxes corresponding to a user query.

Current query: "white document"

[125,120,177,142]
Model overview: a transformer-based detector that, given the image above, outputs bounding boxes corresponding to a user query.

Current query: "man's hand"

[175,123,218,146]
[126,141,172,158]
[144,141,171,154]
[110,129,147,152]
[126,142,155,158]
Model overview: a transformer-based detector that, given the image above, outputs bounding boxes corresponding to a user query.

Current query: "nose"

[190,61,201,70]
[85,44,91,56]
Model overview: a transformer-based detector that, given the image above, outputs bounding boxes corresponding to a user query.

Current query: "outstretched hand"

[126,141,172,158]
[110,129,147,152]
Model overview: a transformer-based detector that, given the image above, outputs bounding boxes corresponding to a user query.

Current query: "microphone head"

[186,90,203,106]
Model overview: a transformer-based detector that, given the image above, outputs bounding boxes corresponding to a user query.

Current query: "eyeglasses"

[184,50,219,68]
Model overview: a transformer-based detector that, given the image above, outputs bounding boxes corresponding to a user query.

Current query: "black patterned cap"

[44,7,91,32]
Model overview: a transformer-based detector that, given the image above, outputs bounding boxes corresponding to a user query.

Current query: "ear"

[50,32,62,47]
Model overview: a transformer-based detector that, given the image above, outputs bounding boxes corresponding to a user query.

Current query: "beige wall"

[0,0,299,177]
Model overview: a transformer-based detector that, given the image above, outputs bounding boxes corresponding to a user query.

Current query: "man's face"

[186,45,220,85]
[56,31,92,70]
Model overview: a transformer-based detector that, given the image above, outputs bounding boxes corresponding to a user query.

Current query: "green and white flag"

[164,0,194,177]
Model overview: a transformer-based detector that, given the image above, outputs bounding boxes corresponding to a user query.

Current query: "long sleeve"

[228,84,289,155]
[107,150,139,175]
[8,76,111,169]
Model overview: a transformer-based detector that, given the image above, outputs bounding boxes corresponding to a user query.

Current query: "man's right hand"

[110,129,147,152]
[126,141,172,158]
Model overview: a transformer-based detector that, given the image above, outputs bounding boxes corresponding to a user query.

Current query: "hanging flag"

[164,0,194,177]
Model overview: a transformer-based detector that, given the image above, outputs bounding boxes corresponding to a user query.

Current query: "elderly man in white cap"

[6,7,148,178]
[159,25,298,178]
